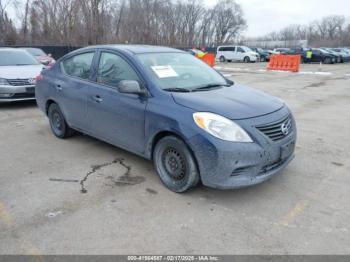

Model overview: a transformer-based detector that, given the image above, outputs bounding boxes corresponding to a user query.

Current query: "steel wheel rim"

[161,147,186,181]
[51,111,63,132]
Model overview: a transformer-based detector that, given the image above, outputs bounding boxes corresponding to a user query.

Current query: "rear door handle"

[92,95,103,103]
[55,85,62,91]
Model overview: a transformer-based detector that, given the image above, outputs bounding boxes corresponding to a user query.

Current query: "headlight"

[0,78,10,85]
[193,112,253,142]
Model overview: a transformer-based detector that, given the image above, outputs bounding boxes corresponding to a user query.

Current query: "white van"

[216,46,259,63]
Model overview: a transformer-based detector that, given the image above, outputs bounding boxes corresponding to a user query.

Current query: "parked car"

[266,50,279,57]
[329,48,350,63]
[319,48,343,63]
[251,47,270,62]
[0,48,43,102]
[273,48,290,54]
[216,46,259,63]
[20,47,56,66]
[36,45,296,192]
[303,48,337,64]
[186,49,202,56]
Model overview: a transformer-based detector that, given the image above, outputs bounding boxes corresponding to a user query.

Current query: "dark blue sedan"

[35,45,297,192]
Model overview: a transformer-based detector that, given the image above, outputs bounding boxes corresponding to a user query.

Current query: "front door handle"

[56,85,63,92]
[92,95,103,103]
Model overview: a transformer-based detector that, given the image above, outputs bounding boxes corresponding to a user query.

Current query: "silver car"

[0,48,44,102]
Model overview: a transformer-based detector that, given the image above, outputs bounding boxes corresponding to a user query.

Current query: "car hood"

[249,51,258,56]
[0,64,44,79]
[172,85,284,120]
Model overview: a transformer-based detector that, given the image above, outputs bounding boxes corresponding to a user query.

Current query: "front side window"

[137,52,227,91]
[97,52,140,87]
[62,52,94,80]
[237,47,245,53]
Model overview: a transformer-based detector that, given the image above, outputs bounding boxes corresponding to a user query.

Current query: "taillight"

[36,74,43,82]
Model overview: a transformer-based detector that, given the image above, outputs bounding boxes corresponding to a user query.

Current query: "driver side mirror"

[117,80,148,96]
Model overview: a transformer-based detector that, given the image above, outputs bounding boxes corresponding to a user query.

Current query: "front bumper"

[187,106,297,189]
[0,84,36,102]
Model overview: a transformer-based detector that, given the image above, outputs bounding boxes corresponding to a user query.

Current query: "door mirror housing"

[117,80,147,96]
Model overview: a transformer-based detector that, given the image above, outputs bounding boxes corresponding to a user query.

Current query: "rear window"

[24,48,46,56]
[62,52,95,80]
[0,50,40,66]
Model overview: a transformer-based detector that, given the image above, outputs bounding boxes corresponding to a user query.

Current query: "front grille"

[256,115,292,141]
[12,93,35,99]
[7,79,33,86]
[231,166,249,177]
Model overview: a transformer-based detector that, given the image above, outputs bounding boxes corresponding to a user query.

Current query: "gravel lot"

[0,62,349,255]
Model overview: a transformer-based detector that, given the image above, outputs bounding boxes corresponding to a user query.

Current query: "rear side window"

[62,52,94,80]
[219,47,235,52]
[96,52,140,87]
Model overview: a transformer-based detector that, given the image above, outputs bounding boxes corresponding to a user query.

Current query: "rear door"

[56,51,96,131]
[87,51,147,154]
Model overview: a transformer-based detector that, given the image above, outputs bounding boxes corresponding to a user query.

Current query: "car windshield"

[23,48,46,56]
[137,53,228,91]
[0,50,40,66]
[242,46,252,52]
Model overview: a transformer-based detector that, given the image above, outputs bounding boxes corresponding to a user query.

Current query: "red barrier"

[267,54,301,73]
[196,53,215,67]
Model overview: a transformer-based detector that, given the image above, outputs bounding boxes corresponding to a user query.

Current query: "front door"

[87,51,147,154]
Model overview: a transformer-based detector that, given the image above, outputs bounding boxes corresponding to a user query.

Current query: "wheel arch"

[149,130,202,185]
[45,99,58,115]
[148,131,199,168]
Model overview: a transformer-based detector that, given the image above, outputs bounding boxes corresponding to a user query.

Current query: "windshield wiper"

[192,83,230,92]
[163,87,191,93]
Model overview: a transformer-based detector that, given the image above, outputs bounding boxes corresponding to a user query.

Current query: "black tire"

[48,103,75,138]
[260,56,265,62]
[153,136,199,193]
[219,56,226,62]
[323,57,331,64]
[244,56,250,63]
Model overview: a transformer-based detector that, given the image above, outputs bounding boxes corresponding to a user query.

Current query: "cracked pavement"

[0,63,349,254]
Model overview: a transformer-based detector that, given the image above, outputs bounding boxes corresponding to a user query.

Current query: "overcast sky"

[206,0,350,37]
[6,0,350,37]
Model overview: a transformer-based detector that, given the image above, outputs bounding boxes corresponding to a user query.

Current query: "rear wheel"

[219,56,226,62]
[48,103,75,138]
[244,56,250,63]
[153,136,199,193]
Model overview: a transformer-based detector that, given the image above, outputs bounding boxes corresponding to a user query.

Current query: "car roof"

[77,45,184,54]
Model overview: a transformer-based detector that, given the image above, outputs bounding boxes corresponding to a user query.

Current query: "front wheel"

[323,57,331,64]
[153,136,199,193]
[244,56,250,63]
